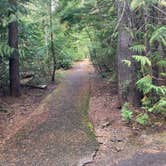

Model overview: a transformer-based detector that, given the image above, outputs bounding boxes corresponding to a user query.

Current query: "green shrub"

[121,103,133,122]
[58,58,73,70]
[136,113,149,126]
[148,98,166,114]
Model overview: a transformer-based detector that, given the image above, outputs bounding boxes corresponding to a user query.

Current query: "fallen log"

[20,73,47,90]
[20,76,34,85]
[21,84,47,89]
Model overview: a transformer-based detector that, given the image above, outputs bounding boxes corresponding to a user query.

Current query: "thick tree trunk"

[8,0,21,97]
[117,0,140,106]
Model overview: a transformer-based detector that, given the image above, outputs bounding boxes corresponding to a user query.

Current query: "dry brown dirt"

[88,73,166,166]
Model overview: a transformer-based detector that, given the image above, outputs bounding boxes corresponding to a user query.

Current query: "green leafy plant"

[132,55,151,67]
[136,113,149,126]
[122,60,131,67]
[148,98,166,114]
[121,103,133,122]
[136,75,152,94]
[130,44,146,53]
[150,26,166,46]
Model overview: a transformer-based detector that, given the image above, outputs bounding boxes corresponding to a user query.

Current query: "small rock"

[110,137,124,142]
[101,121,111,128]
[115,146,124,152]
[110,137,117,142]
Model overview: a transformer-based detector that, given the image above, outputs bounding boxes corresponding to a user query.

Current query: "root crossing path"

[0,60,98,166]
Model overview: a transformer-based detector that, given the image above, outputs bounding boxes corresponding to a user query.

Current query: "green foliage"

[0,43,14,58]
[136,75,152,94]
[122,60,131,67]
[60,0,117,73]
[136,113,149,126]
[148,98,166,114]
[121,103,133,122]
[157,59,166,67]
[133,55,151,67]
[130,44,146,54]
[131,0,145,10]
[136,75,166,95]
[57,56,73,70]
[131,0,160,10]
[150,26,166,46]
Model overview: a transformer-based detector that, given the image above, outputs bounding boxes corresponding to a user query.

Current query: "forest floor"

[88,73,166,166]
[0,59,166,166]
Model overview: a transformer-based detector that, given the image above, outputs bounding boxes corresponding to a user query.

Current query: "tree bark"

[50,0,56,82]
[8,0,21,97]
[117,0,140,106]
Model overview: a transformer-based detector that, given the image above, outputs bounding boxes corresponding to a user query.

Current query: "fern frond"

[150,26,166,46]
[130,44,146,54]
[122,60,131,67]
[149,98,166,113]
[151,85,166,96]
[136,75,152,94]
[133,55,151,66]
[157,59,166,67]
[0,43,14,58]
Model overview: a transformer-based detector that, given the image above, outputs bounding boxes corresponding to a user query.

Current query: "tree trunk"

[8,0,21,97]
[50,0,56,82]
[117,0,140,106]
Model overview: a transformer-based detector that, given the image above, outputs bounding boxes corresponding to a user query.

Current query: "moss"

[80,92,96,140]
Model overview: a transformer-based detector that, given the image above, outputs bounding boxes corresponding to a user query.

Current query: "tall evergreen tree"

[8,0,21,97]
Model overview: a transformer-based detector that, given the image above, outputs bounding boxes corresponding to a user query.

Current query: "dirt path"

[0,60,98,166]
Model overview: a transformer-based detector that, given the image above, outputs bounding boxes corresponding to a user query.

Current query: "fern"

[148,98,166,113]
[157,59,166,67]
[136,75,152,94]
[136,113,149,126]
[136,75,166,95]
[151,85,166,96]
[130,44,146,53]
[150,26,166,46]
[121,103,133,122]
[0,43,14,58]
[133,55,151,66]
[122,60,131,67]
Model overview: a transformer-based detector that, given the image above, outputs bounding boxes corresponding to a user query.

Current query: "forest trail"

[0,60,98,166]
[0,60,165,166]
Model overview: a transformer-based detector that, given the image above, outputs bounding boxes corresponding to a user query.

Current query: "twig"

[152,4,166,16]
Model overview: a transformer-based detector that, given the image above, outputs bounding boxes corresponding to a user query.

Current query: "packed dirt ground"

[0,78,59,148]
